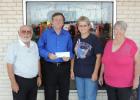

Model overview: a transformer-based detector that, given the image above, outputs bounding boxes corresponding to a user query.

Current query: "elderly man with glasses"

[6,25,41,100]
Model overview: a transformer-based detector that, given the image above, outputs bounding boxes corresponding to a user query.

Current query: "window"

[23,0,116,90]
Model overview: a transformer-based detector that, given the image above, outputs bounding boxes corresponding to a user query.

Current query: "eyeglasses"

[20,30,32,35]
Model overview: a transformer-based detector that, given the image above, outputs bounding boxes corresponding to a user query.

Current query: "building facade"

[0,0,140,100]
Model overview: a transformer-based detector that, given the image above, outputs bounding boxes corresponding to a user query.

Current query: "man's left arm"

[37,60,42,87]
[67,36,74,59]
[62,35,74,61]
[35,43,42,87]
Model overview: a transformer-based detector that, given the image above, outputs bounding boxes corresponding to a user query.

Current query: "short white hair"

[114,21,127,33]
[19,25,33,34]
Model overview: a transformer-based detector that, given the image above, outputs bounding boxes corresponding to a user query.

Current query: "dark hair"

[52,12,65,21]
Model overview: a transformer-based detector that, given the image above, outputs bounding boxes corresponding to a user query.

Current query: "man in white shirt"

[6,25,41,100]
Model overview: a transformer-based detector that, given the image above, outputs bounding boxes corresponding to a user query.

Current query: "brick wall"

[0,0,22,99]
[117,0,140,47]
[0,0,140,100]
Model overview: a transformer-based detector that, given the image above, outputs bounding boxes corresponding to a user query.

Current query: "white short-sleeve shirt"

[6,40,40,78]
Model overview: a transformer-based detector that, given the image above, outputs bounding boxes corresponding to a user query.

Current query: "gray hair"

[19,25,33,34]
[114,21,127,33]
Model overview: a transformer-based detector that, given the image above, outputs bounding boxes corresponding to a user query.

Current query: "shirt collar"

[18,38,33,48]
[51,27,65,35]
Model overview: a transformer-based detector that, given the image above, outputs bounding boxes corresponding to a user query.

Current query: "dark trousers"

[106,84,132,100]
[138,78,140,100]
[44,62,70,100]
[12,75,37,100]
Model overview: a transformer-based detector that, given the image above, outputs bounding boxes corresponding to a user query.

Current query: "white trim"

[38,89,107,93]
[113,0,116,24]
[23,0,26,25]
[23,0,116,25]
[23,0,115,1]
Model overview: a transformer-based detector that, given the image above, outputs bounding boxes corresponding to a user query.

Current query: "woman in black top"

[71,16,102,100]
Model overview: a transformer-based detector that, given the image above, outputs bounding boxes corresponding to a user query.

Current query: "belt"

[15,75,37,80]
[47,62,67,67]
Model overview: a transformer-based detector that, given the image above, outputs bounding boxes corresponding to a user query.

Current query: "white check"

[55,52,70,58]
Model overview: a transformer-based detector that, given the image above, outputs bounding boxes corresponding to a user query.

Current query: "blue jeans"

[75,76,98,100]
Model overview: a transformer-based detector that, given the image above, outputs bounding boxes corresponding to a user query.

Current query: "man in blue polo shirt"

[38,12,73,100]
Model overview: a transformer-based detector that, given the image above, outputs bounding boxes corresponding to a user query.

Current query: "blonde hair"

[77,16,91,26]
